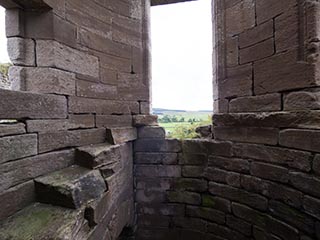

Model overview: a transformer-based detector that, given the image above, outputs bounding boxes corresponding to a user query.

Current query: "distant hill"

[153,108,211,114]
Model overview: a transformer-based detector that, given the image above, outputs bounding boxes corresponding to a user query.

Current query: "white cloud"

[151,0,213,111]
[0,6,10,63]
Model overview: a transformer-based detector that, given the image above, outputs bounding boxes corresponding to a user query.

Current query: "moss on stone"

[202,194,216,208]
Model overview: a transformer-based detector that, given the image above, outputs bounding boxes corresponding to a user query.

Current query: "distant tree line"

[158,115,203,124]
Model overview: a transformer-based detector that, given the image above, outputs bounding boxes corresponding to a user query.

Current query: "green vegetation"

[155,109,212,139]
[0,63,11,78]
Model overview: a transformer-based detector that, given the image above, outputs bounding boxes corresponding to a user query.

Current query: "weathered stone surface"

[205,140,233,157]
[226,36,238,67]
[207,222,247,240]
[195,125,212,138]
[135,152,178,165]
[251,162,289,183]
[38,128,106,153]
[135,177,173,191]
[226,215,252,236]
[36,40,99,78]
[135,165,181,178]
[209,182,268,211]
[0,181,35,221]
[136,189,166,203]
[179,153,207,165]
[239,20,273,48]
[229,93,281,112]
[136,203,185,217]
[284,90,320,110]
[134,139,181,152]
[208,156,250,174]
[233,143,312,172]
[35,165,107,209]
[0,123,26,137]
[225,0,255,35]
[313,154,320,175]
[182,166,206,178]
[186,206,225,224]
[138,214,170,228]
[5,9,24,37]
[9,67,76,95]
[106,127,137,144]
[76,143,120,169]
[202,194,231,213]
[280,129,320,153]
[254,51,316,94]
[138,126,165,138]
[290,172,320,198]
[69,97,139,115]
[96,115,132,128]
[269,200,314,234]
[76,80,118,100]
[240,38,274,64]
[173,217,207,232]
[172,178,207,192]
[133,115,158,127]
[213,111,320,130]
[7,37,35,66]
[0,89,67,119]
[26,115,95,133]
[0,149,74,192]
[0,203,88,240]
[167,191,201,205]
[218,64,252,98]
[205,167,241,187]
[0,134,37,164]
[214,126,279,145]
[303,195,320,220]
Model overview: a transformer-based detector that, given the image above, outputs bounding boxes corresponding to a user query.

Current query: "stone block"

[96,115,132,128]
[226,215,252,236]
[76,80,118,100]
[209,182,268,211]
[9,67,76,95]
[279,129,320,153]
[240,38,274,64]
[313,154,320,175]
[218,64,252,98]
[284,90,320,110]
[205,140,233,157]
[137,214,171,228]
[239,20,273,48]
[138,126,165,138]
[0,123,25,137]
[35,165,107,209]
[225,0,255,35]
[167,191,201,205]
[135,177,173,191]
[303,195,320,220]
[208,156,250,174]
[232,202,267,228]
[179,153,207,165]
[205,167,240,187]
[69,97,139,115]
[38,128,106,153]
[76,143,121,169]
[172,178,207,192]
[201,194,231,213]
[26,115,94,133]
[233,143,312,172]
[182,139,207,153]
[135,203,185,217]
[36,40,99,78]
[207,222,247,240]
[132,115,158,127]
[136,189,166,203]
[229,93,282,112]
[7,37,35,66]
[251,162,289,183]
[0,134,37,164]
[254,51,316,94]
[5,9,24,37]
[134,139,181,152]
[173,217,207,232]
[135,165,181,178]
[269,200,314,234]
[135,152,178,165]
[226,36,238,67]
[0,181,35,221]
[195,125,212,138]
[182,166,206,178]
[186,206,225,224]
[140,101,151,114]
[0,149,75,192]
[0,89,67,119]
[214,126,279,145]
[106,127,137,144]
[290,172,320,198]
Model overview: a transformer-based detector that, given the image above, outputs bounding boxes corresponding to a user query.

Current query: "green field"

[154,109,212,139]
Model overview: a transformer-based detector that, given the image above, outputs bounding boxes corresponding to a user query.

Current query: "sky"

[0,1,213,111]
[151,0,213,111]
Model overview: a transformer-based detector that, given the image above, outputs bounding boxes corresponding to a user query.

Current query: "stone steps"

[34,165,107,209]
[0,202,90,240]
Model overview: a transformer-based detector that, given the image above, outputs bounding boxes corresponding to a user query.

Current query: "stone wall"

[0,0,147,238]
